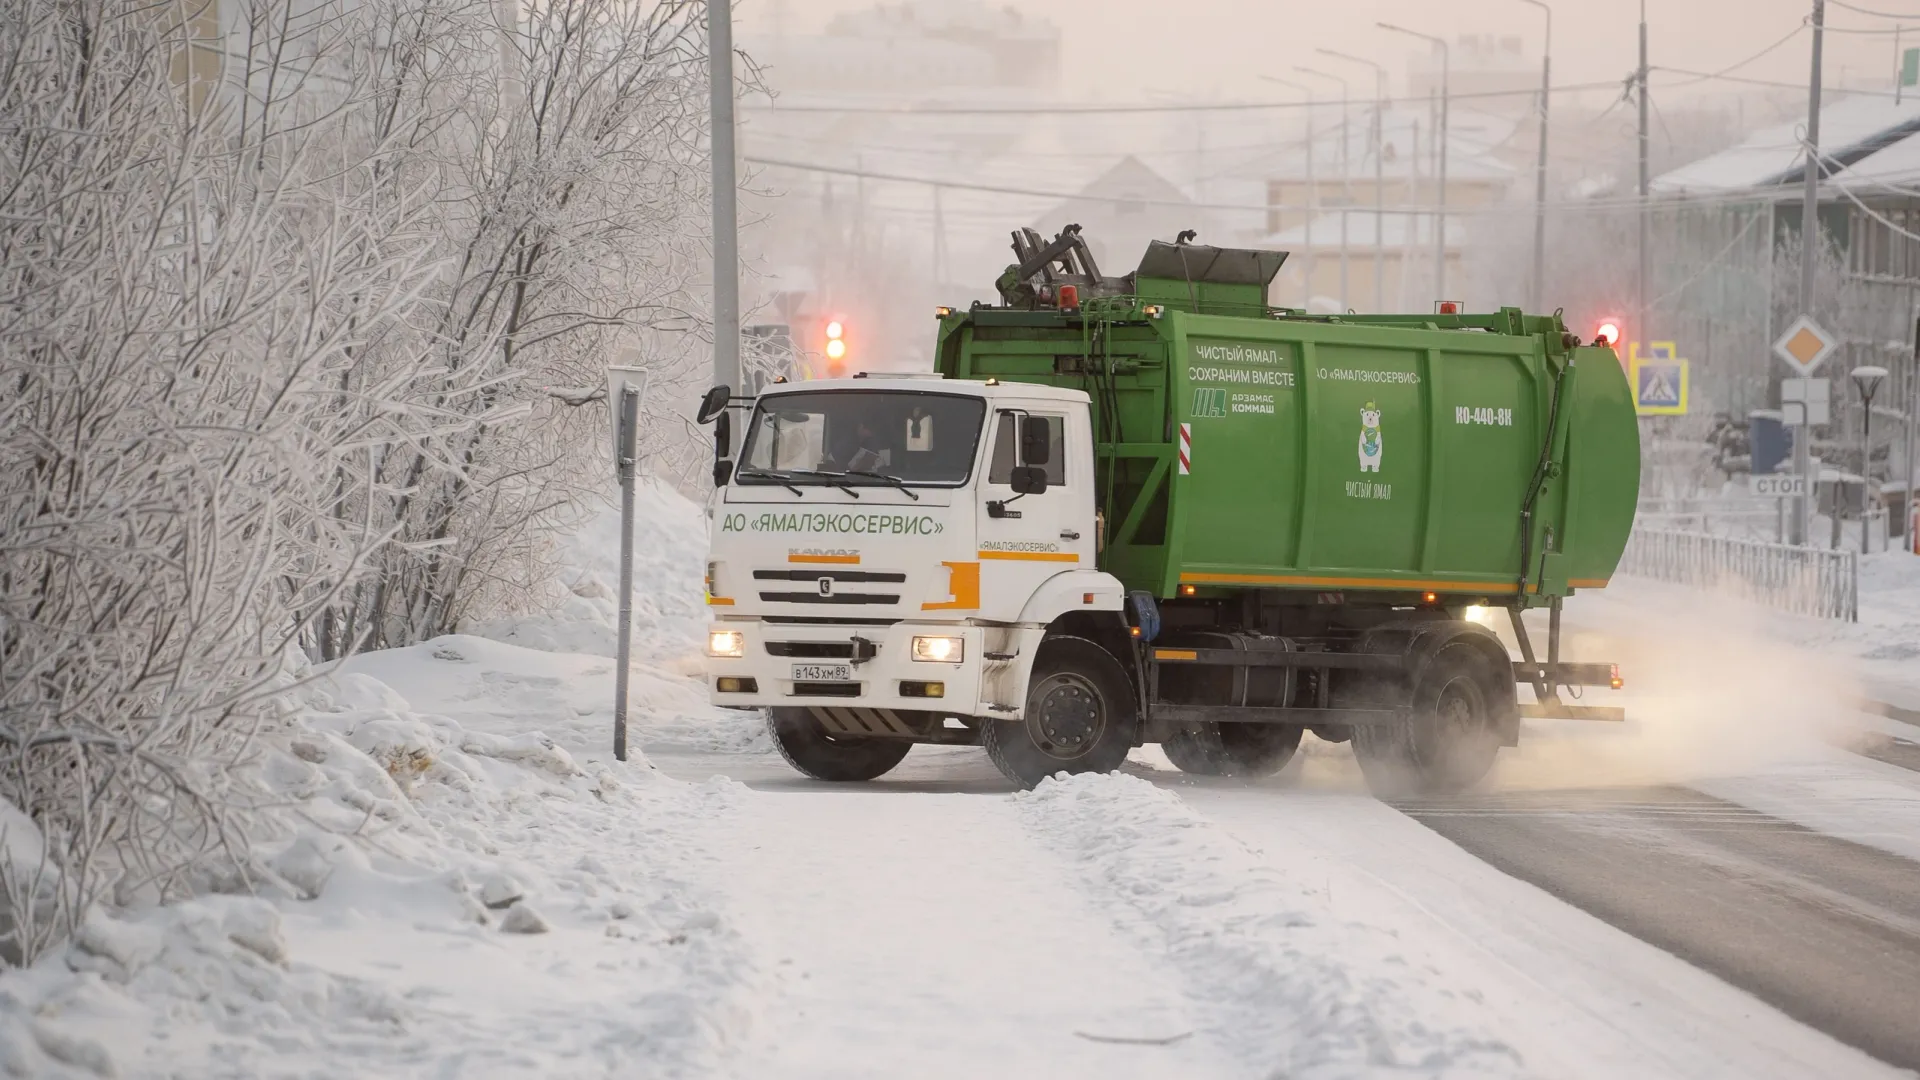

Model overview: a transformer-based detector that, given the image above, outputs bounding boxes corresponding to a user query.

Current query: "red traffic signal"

[823,317,848,375]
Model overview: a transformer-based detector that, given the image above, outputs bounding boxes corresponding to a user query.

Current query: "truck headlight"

[707,629,744,658]
[911,635,963,663]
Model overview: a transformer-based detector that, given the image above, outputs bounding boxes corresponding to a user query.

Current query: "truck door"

[977,408,1091,621]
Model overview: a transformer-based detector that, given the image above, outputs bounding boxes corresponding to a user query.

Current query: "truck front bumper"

[705,620,985,715]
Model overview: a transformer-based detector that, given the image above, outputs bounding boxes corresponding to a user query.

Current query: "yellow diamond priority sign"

[1773,315,1837,376]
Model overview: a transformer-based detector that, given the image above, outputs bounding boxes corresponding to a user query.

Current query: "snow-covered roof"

[1651,94,1920,196]
[1829,126,1920,189]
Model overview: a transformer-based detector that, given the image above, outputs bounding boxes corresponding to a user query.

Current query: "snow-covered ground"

[6,485,1920,1078]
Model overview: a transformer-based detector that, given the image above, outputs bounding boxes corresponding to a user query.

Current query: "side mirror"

[696,384,731,425]
[713,411,731,459]
[1009,465,1049,495]
[1020,415,1051,466]
[712,458,734,487]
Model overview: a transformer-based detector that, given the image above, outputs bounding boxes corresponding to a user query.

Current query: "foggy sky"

[749,0,1912,105]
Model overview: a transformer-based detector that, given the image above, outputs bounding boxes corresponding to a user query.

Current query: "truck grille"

[766,641,857,658]
[755,567,905,606]
[754,569,906,583]
[760,591,901,605]
[791,681,862,697]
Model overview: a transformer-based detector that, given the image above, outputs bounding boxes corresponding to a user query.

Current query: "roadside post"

[608,366,649,761]
[1775,315,1839,545]
[1852,365,1888,554]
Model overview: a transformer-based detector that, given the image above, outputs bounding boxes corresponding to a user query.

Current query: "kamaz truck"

[697,227,1639,795]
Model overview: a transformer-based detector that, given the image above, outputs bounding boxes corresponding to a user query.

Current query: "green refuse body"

[935,239,1640,606]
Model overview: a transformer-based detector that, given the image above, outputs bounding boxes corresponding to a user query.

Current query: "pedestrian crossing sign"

[1630,342,1688,415]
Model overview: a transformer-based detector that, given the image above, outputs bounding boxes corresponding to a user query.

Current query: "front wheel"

[983,636,1137,789]
[768,707,912,782]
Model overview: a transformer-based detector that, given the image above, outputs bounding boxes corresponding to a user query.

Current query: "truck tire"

[1349,641,1503,797]
[984,636,1137,789]
[767,707,912,782]
[1161,723,1303,777]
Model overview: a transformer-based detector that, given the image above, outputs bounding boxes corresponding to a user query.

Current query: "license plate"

[791,663,852,682]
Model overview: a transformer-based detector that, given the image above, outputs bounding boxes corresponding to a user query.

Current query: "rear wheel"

[984,636,1137,789]
[1161,723,1303,777]
[768,707,912,782]
[1349,641,1504,798]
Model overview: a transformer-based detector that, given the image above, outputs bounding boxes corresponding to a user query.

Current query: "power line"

[1650,66,1904,96]
[740,80,1626,116]
[1831,0,1920,16]
[1654,24,1806,87]
[747,153,1837,216]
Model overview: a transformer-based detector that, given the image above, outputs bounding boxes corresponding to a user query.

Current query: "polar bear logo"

[1357,401,1383,473]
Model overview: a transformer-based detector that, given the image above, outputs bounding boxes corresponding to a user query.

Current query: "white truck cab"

[703,376,1128,781]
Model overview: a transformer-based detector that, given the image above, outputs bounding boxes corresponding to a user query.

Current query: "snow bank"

[1016,772,1526,1080]
[0,640,761,1078]
[468,479,710,665]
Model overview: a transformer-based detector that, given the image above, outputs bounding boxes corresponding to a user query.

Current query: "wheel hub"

[1030,675,1104,758]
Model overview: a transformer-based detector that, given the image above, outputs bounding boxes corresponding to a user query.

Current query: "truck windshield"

[738,390,986,487]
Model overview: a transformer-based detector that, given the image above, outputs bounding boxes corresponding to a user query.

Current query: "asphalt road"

[1398,785,1920,1073]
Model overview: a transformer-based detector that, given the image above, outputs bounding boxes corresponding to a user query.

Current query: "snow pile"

[1016,772,1526,1080]
[469,479,711,666]
[0,640,761,1078]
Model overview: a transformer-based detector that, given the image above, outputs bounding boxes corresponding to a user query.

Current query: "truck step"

[984,651,1018,662]
[986,703,1019,713]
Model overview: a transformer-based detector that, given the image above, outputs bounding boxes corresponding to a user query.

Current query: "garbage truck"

[697,227,1638,794]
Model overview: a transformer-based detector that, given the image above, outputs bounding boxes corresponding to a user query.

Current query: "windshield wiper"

[788,470,861,498]
[841,470,920,500]
[734,468,803,496]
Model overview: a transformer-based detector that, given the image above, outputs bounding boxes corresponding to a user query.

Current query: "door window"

[988,413,1065,485]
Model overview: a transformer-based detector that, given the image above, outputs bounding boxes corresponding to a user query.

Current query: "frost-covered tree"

[0,0,724,963]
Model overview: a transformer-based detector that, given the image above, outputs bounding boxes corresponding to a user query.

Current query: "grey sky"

[747,1,1912,104]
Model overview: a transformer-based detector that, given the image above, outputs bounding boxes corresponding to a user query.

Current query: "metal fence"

[1618,528,1859,622]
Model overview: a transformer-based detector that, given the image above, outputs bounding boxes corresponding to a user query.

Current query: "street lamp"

[1379,22,1450,302]
[1317,48,1388,313]
[1296,65,1351,311]
[1262,76,1316,307]
[1520,0,1552,313]
[1854,364,1890,553]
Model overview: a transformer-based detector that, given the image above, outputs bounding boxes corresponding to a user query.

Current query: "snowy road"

[1401,785,1920,1072]
[651,739,1914,1078]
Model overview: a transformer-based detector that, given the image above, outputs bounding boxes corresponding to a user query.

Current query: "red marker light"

[1594,320,1621,347]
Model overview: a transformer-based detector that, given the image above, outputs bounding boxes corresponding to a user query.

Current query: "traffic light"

[823,318,847,376]
[1592,317,1622,348]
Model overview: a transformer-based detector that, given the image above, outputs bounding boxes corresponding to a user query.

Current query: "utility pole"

[1522,0,1552,311]
[1637,0,1651,358]
[1796,0,1827,545]
[1382,23,1450,301]
[710,0,740,390]
[1318,49,1388,313]
[1297,66,1352,310]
